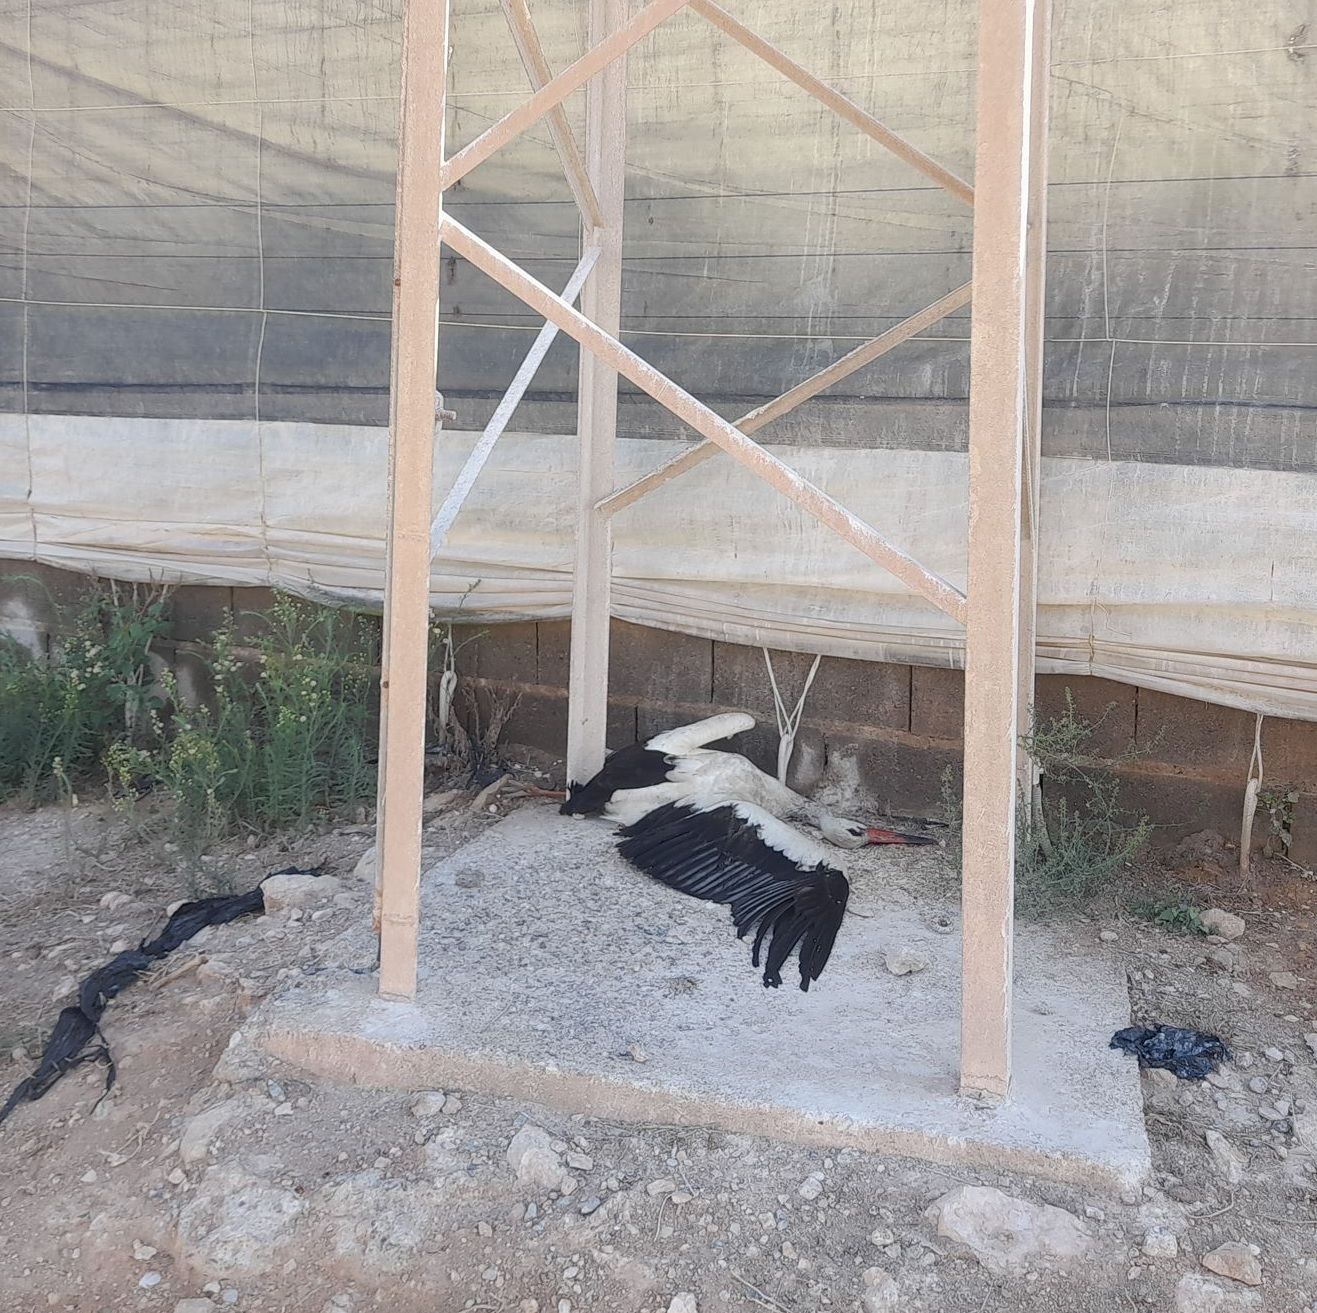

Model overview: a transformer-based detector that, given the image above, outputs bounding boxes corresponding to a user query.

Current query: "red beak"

[865,826,938,846]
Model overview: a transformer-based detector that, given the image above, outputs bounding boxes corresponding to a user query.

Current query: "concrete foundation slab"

[252,806,1150,1190]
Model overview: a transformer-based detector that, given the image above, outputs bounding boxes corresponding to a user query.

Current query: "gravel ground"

[1,795,1316,1313]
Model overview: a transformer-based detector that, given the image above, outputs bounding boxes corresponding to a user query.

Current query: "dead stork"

[562,714,935,991]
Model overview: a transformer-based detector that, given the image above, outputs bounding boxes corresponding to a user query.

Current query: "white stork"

[561,713,936,991]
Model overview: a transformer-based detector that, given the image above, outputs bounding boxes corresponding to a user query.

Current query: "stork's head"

[819,813,939,849]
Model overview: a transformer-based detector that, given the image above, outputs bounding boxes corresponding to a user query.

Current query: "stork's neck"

[746,769,826,826]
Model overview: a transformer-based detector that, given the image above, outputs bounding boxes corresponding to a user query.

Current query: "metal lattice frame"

[377,0,1050,1102]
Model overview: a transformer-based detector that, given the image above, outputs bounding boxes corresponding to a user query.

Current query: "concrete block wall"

[4,561,1317,861]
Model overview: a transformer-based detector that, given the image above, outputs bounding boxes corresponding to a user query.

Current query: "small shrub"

[0,582,169,802]
[1017,692,1152,911]
[940,690,1152,913]
[1129,898,1207,934]
[158,600,379,857]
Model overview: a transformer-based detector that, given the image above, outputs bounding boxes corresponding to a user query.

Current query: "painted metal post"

[960,0,1047,1100]
[565,0,627,787]
[376,0,449,1000]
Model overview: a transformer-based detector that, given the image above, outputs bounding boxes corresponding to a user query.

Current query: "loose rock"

[506,1125,569,1191]
[666,1295,698,1313]
[1174,1272,1262,1312]
[175,1166,307,1277]
[925,1185,1091,1276]
[1199,908,1245,941]
[1142,1230,1178,1259]
[1204,1130,1246,1186]
[1201,1241,1263,1287]
[409,1092,448,1119]
[180,1097,251,1166]
[860,1266,900,1312]
[883,948,929,976]
[261,871,340,912]
[797,1175,824,1200]
[175,1302,217,1313]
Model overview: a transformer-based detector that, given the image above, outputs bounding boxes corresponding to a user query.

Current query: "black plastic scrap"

[0,866,318,1127]
[1110,1024,1231,1080]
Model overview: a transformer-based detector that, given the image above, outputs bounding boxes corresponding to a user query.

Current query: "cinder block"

[610,620,712,705]
[910,666,964,741]
[169,585,235,642]
[0,560,91,630]
[1135,690,1256,771]
[536,621,570,689]
[502,688,568,757]
[1106,766,1244,844]
[1260,717,1317,789]
[231,587,279,640]
[712,641,908,732]
[825,733,961,817]
[1290,793,1317,869]
[466,621,538,684]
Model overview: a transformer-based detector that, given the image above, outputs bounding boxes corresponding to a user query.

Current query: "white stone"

[1099,930,1119,942]
[666,1295,698,1313]
[797,1175,824,1200]
[565,1151,594,1172]
[883,948,929,976]
[410,1091,448,1118]
[1174,1272,1262,1312]
[868,1227,895,1247]
[100,891,132,911]
[1142,1230,1178,1259]
[1199,909,1245,941]
[1204,1130,1246,1185]
[860,1267,900,1312]
[139,1272,163,1288]
[211,1030,270,1084]
[180,1097,250,1166]
[506,1125,568,1191]
[175,1302,217,1313]
[1202,1241,1263,1287]
[175,1166,307,1277]
[925,1186,1091,1276]
[351,846,378,884]
[647,1178,678,1197]
[261,872,340,912]
[1269,971,1300,990]
[132,1241,158,1260]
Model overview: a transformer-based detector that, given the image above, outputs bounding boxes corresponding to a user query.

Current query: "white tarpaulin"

[2,412,1314,719]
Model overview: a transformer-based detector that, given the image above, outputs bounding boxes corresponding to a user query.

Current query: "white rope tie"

[1240,712,1264,878]
[762,648,821,785]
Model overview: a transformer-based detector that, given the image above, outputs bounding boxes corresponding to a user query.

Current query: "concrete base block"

[249,807,1150,1190]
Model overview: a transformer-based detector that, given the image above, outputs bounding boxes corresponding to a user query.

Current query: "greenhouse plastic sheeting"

[2,413,1314,720]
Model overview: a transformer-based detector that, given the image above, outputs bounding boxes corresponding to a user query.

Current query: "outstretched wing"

[644,712,755,756]
[616,800,849,991]
[561,743,675,816]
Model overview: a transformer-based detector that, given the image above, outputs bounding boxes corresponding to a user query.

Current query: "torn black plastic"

[1110,1024,1230,1080]
[0,866,318,1127]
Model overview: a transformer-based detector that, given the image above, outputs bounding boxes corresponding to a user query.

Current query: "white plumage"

[562,713,935,991]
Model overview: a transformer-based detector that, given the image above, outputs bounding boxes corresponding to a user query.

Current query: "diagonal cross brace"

[429,245,601,561]
[498,0,604,228]
[441,0,692,190]
[599,281,973,517]
[440,214,967,625]
[690,0,974,205]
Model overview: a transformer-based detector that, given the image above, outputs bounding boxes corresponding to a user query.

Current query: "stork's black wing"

[616,801,850,991]
[561,742,675,816]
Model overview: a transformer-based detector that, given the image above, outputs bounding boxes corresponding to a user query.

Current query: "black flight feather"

[561,742,676,816]
[616,802,850,991]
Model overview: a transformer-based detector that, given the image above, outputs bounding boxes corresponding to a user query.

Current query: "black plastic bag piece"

[1110,1024,1230,1080]
[0,865,319,1127]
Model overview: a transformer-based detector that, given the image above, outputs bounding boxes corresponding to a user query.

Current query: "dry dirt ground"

[2,796,1317,1313]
